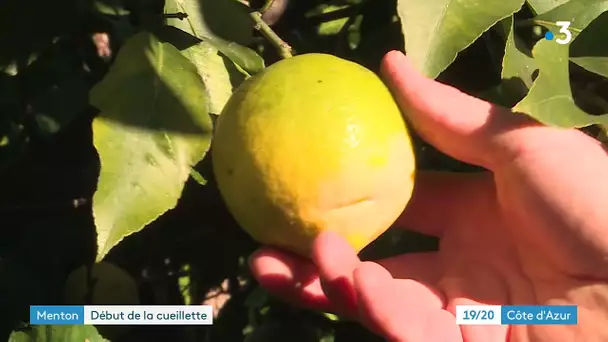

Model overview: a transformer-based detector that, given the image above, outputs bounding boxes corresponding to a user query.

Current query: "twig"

[235,0,293,58]
[260,0,274,12]
[164,12,188,20]
[250,11,293,58]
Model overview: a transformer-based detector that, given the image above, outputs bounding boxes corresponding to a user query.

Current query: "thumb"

[380,50,535,169]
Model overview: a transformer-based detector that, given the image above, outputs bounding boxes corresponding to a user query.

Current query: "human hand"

[248,50,608,342]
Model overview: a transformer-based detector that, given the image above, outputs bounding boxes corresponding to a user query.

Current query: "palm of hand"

[430,170,603,342]
[378,133,608,341]
[250,52,608,342]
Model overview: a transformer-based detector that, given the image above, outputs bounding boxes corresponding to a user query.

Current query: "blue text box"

[30,306,85,325]
[501,305,577,325]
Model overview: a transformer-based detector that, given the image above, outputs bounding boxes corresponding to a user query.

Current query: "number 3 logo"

[555,21,572,44]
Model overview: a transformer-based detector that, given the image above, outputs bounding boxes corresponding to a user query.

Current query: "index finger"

[380,50,536,170]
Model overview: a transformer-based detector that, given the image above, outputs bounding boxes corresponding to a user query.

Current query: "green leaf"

[311,5,351,36]
[89,32,213,261]
[180,40,246,114]
[9,325,109,342]
[531,0,608,37]
[164,0,253,45]
[598,124,608,143]
[323,312,340,321]
[396,0,525,78]
[530,0,608,77]
[189,167,207,186]
[163,0,207,38]
[94,0,130,16]
[164,0,264,75]
[501,17,536,88]
[320,334,336,342]
[570,11,608,78]
[204,38,265,76]
[526,0,570,15]
[499,16,538,105]
[513,39,608,128]
[164,0,264,76]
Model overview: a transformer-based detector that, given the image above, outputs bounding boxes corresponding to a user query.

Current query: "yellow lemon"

[212,53,416,257]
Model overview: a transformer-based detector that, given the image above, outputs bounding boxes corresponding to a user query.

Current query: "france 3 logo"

[544,21,572,45]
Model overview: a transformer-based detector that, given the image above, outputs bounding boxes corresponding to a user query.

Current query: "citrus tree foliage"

[8,325,108,342]
[86,0,608,263]
[86,0,269,261]
[90,32,214,260]
[0,0,607,341]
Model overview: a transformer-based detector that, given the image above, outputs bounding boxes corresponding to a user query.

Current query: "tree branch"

[236,0,293,59]
[250,11,293,59]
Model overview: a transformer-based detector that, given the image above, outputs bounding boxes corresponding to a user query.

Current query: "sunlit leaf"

[180,41,246,114]
[94,0,130,16]
[189,167,207,186]
[570,11,608,78]
[526,0,569,15]
[204,38,265,76]
[323,312,339,321]
[396,0,525,78]
[310,5,350,36]
[164,0,253,44]
[89,32,213,261]
[531,0,608,37]
[164,0,264,75]
[9,325,108,342]
[502,18,536,88]
[513,39,608,127]
[598,124,608,144]
[530,0,608,77]
[499,16,538,105]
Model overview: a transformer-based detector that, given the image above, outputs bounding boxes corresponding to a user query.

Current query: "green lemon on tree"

[212,53,416,258]
[63,262,139,305]
[63,262,139,340]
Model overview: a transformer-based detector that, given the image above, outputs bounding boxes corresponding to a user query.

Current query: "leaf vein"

[152,40,165,122]
[423,1,452,71]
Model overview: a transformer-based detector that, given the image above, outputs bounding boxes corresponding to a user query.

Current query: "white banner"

[83,305,213,325]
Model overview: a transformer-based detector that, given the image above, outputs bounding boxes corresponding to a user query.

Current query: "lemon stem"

[250,11,293,59]
[236,0,293,59]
